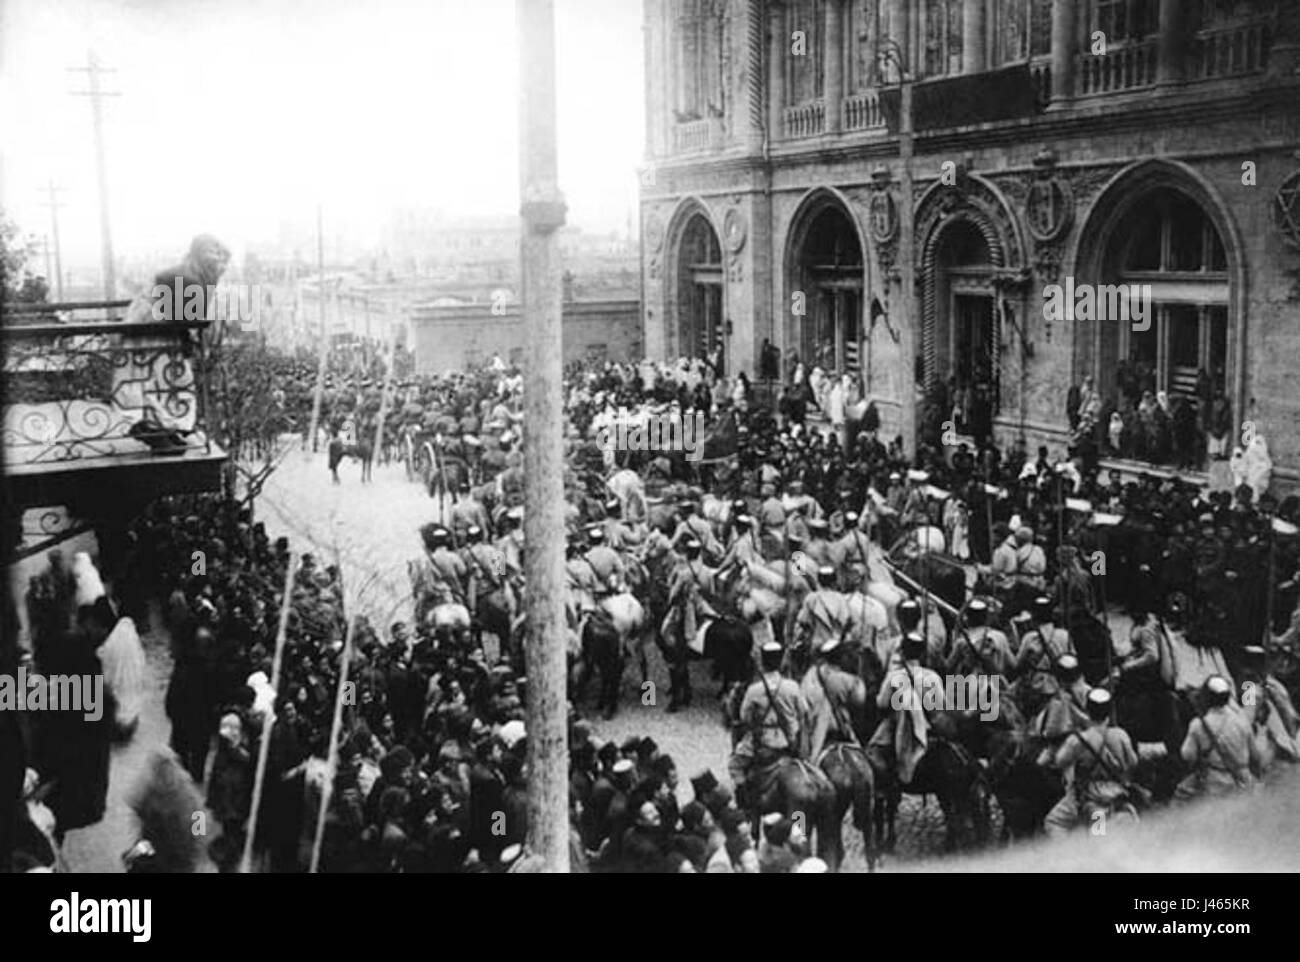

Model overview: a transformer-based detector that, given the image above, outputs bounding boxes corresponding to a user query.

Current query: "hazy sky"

[0,0,644,269]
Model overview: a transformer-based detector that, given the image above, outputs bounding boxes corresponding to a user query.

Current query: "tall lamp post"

[877,38,917,462]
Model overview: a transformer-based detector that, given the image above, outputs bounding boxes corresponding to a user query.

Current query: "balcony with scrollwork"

[2,300,227,512]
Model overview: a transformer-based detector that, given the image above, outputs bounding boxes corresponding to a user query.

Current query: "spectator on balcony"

[1066,379,1082,432]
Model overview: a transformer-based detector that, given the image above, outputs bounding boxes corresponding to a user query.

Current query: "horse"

[817,742,877,872]
[328,437,373,483]
[572,608,624,719]
[984,727,1065,841]
[871,733,994,854]
[749,757,841,867]
[570,591,650,719]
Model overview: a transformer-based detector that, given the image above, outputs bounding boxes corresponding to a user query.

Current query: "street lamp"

[876,38,918,463]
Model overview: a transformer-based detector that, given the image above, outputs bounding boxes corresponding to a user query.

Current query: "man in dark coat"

[36,598,116,843]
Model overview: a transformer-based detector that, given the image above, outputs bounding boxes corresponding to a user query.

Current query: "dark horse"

[328,437,373,483]
[571,610,624,719]
[871,735,993,854]
[817,742,877,872]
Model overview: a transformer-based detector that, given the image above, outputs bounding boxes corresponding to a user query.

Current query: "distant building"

[409,298,642,374]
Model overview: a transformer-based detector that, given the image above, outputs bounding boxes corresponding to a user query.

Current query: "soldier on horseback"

[660,539,718,712]
[1176,675,1259,800]
[585,527,626,598]
[792,567,852,678]
[1043,688,1140,836]
[1013,595,1075,717]
[867,633,948,785]
[801,637,867,760]
[414,525,468,622]
[728,643,811,812]
[945,599,1015,679]
[1027,654,1091,763]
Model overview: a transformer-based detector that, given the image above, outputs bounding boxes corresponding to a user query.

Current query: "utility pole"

[69,50,119,302]
[38,180,66,300]
[516,0,569,873]
[306,206,328,455]
[879,38,917,461]
[898,73,917,462]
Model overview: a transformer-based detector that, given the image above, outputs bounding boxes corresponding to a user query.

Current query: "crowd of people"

[6,333,1300,873]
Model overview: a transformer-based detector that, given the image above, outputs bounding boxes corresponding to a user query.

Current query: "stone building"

[409,297,642,374]
[640,0,1300,486]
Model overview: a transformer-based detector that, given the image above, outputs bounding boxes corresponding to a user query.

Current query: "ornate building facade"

[640,0,1300,484]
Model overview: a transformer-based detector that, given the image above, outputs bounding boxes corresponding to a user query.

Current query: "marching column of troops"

[7,351,1300,873]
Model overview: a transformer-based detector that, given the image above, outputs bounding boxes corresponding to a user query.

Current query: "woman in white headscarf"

[1229,446,1248,492]
[1243,435,1272,501]
[1108,412,1124,454]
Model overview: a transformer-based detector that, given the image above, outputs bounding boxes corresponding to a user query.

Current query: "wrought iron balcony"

[2,301,219,475]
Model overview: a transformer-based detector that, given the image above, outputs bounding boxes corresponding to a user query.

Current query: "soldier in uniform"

[421,526,469,611]
[866,632,946,785]
[717,513,763,584]
[758,483,787,561]
[1043,688,1139,837]
[829,511,872,591]
[728,642,811,812]
[661,540,718,712]
[670,500,722,563]
[565,535,602,620]
[1176,675,1259,800]
[801,637,867,760]
[1028,654,1091,765]
[803,518,834,569]
[1013,595,1075,717]
[792,567,852,677]
[602,498,644,555]
[946,599,1014,678]
[449,482,492,545]
[1237,644,1299,764]
[585,526,626,597]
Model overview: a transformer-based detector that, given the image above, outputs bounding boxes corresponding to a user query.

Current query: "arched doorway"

[930,219,1000,436]
[1074,161,1242,469]
[675,212,724,361]
[788,201,864,376]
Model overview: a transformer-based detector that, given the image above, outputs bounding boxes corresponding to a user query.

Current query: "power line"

[37,179,66,300]
[68,49,120,302]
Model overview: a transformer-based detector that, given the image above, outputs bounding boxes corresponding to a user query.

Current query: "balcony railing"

[842,90,885,132]
[1077,39,1158,95]
[3,304,215,469]
[783,99,826,139]
[672,118,718,153]
[1192,18,1272,79]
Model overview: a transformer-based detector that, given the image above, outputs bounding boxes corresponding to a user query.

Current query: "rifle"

[1063,727,1152,808]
